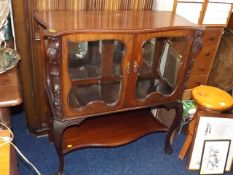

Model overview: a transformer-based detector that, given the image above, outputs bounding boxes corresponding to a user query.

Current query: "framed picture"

[199,140,231,175]
[188,112,233,172]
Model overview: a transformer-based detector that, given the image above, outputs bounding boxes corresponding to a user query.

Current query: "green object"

[182,100,196,118]
[0,47,20,74]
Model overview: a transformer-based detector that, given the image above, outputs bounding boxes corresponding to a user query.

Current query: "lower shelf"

[63,109,168,153]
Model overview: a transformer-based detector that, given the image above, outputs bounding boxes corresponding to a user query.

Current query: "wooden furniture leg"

[52,118,85,175]
[162,101,183,154]
[178,116,196,160]
[53,120,66,175]
[0,108,11,128]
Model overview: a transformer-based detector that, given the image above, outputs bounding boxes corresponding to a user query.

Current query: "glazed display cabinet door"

[130,31,194,107]
[59,34,134,118]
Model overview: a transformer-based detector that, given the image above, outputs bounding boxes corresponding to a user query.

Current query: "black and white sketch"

[189,115,233,171]
[199,140,230,175]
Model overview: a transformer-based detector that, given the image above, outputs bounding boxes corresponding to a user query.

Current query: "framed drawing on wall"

[199,140,231,175]
[188,112,233,172]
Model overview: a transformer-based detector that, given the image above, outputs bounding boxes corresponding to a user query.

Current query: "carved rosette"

[191,30,203,54]
[47,37,62,118]
[184,30,203,88]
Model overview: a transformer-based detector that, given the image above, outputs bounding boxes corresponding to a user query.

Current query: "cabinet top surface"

[34,10,202,36]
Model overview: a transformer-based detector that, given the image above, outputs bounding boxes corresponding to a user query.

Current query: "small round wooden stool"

[179,85,233,160]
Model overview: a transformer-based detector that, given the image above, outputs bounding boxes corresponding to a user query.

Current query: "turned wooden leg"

[0,108,11,128]
[161,101,183,154]
[178,116,196,160]
[53,120,66,175]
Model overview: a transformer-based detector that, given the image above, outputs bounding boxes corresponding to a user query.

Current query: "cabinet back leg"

[162,101,183,154]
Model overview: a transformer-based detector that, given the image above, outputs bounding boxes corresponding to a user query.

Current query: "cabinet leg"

[52,118,85,175]
[161,101,183,154]
[53,120,65,175]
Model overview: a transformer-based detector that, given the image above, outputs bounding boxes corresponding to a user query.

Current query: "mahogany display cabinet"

[34,10,203,174]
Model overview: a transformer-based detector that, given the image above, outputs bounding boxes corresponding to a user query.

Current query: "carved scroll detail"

[192,30,203,54]
[47,37,62,118]
[52,117,86,174]
[184,30,204,88]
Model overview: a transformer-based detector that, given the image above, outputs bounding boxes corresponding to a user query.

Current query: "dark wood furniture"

[0,68,22,127]
[34,10,203,174]
[12,0,156,136]
[10,0,209,136]
[11,0,224,136]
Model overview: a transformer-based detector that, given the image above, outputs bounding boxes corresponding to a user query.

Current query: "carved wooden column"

[46,37,65,174]
[184,31,203,89]
[46,37,62,118]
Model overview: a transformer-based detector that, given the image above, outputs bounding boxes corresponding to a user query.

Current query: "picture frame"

[188,112,233,172]
[199,140,231,175]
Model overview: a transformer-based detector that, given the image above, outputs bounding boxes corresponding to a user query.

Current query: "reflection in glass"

[69,82,121,108]
[68,40,125,80]
[68,40,125,108]
[136,37,187,99]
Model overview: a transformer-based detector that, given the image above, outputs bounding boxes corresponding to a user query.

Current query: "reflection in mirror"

[141,38,156,73]
[160,40,183,86]
[136,37,187,99]
[68,40,125,108]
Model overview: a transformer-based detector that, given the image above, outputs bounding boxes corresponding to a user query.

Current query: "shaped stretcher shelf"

[63,109,168,153]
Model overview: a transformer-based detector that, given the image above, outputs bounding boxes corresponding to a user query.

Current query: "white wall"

[153,0,174,11]
[153,0,233,25]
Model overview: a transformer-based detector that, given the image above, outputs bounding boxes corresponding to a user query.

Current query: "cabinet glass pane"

[68,40,124,80]
[136,37,187,99]
[68,40,125,108]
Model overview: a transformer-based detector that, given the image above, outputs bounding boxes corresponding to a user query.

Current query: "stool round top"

[192,85,233,111]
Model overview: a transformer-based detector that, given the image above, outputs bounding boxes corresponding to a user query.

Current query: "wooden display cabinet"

[34,10,203,174]
[12,0,157,136]
[11,0,222,136]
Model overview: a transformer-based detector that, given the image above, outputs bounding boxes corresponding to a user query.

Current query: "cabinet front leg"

[53,120,66,175]
[161,101,183,154]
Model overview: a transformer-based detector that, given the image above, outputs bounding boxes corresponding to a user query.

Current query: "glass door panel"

[136,37,188,100]
[67,40,125,108]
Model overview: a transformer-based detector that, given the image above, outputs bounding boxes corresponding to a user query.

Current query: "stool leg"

[162,101,183,154]
[0,108,11,128]
[178,114,197,160]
